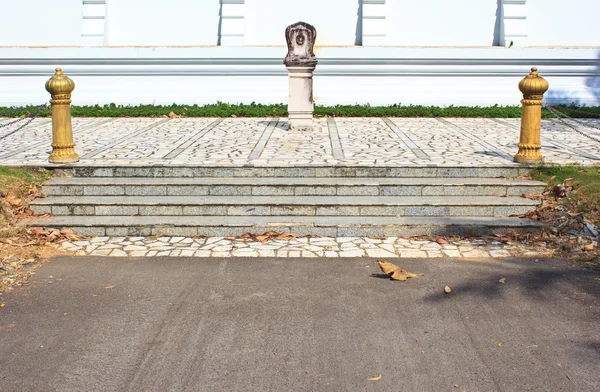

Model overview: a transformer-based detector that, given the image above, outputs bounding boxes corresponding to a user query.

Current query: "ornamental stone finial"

[518,67,549,100]
[45,67,75,97]
[284,22,317,67]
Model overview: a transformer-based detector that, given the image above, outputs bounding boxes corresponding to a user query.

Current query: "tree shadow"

[545,50,600,106]
[423,259,600,304]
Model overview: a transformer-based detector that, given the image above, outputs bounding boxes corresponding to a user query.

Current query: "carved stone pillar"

[284,22,317,130]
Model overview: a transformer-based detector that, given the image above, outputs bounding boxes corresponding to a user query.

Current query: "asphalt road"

[0,256,599,392]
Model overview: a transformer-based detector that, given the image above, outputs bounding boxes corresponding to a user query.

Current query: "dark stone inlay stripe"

[164,118,224,159]
[381,117,430,160]
[327,117,345,160]
[81,118,169,159]
[248,118,278,160]
[436,118,514,162]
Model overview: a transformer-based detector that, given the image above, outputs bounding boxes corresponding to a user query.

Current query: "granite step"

[23,215,545,237]
[42,177,546,197]
[30,195,539,217]
[60,165,535,179]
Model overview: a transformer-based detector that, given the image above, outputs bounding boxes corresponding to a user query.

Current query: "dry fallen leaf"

[367,375,382,381]
[499,278,506,284]
[453,385,459,389]
[378,261,424,281]
[444,286,452,294]
[583,243,595,251]
[105,285,115,289]
[498,342,503,347]
[435,236,449,244]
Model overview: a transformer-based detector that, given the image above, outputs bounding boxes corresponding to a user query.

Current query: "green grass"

[534,165,600,223]
[2,102,599,118]
[0,167,51,194]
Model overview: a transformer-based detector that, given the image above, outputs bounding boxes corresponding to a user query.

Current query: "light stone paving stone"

[2,117,599,166]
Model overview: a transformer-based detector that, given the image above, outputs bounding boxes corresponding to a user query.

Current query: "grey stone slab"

[69,227,106,236]
[182,206,227,215]
[405,206,451,216]
[151,227,198,236]
[138,206,184,216]
[438,167,478,178]
[387,167,437,177]
[476,167,520,178]
[360,206,406,216]
[493,206,537,217]
[167,186,210,196]
[125,186,167,196]
[294,186,337,196]
[114,167,157,177]
[31,205,52,214]
[439,186,507,196]
[227,206,271,216]
[356,167,388,177]
[291,227,338,237]
[105,227,129,236]
[210,186,252,196]
[44,186,83,196]
[336,186,379,196]
[381,186,422,196]
[447,206,495,216]
[95,206,140,216]
[74,167,114,177]
[51,206,70,215]
[271,206,316,216]
[195,167,235,177]
[337,227,385,237]
[248,118,278,160]
[127,227,153,236]
[72,206,95,216]
[274,167,316,177]
[159,167,197,177]
[316,167,355,177]
[506,186,546,196]
[252,186,295,196]
[316,206,361,216]
[84,186,125,196]
[234,167,275,177]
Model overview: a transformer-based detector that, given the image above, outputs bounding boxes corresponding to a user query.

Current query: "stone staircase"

[27,165,546,237]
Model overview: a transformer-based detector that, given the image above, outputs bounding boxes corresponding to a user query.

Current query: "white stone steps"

[24,215,544,237]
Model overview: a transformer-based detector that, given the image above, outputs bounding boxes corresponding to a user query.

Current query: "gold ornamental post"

[45,68,79,163]
[514,67,549,164]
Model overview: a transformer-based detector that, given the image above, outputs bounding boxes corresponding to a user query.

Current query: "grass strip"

[1,103,599,118]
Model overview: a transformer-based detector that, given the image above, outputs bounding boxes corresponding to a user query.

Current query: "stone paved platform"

[1,117,599,166]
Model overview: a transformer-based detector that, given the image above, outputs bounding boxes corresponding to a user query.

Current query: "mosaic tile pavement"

[58,236,552,259]
[1,117,599,166]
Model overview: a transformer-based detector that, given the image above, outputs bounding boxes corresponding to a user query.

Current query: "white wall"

[0,0,82,46]
[2,47,597,107]
[244,0,360,46]
[386,0,498,46]
[105,0,220,46]
[527,0,600,47]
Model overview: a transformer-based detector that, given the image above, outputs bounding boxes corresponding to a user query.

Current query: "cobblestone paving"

[57,236,552,258]
[1,117,599,166]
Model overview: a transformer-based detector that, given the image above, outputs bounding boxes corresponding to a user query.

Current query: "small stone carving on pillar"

[284,22,317,130]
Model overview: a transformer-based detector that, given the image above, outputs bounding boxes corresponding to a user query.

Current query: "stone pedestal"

[286,65,316,129]
[284,22,317,130]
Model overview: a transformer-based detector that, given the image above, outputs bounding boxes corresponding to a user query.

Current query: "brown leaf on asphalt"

[105,285,115,289]
[377,261,424,281]
[444,285,452,294]
[367,375,382,381]
[499,278,506,284]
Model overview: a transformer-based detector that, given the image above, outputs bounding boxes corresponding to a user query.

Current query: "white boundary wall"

[0,0,598,106]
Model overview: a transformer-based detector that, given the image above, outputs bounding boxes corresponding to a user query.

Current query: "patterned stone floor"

[1,117,599,166]
[57,236,552,259]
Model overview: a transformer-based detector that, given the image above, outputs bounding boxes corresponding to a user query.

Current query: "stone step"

[42,177,546,197]
[24,215,544,237]
[62,165,534,179]
[30,195,539,217]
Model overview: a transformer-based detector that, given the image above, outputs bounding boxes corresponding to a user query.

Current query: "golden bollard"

[514,67,549,164]
[45,67,79,163]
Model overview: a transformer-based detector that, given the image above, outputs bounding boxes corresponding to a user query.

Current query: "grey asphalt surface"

[0,256,599,392]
